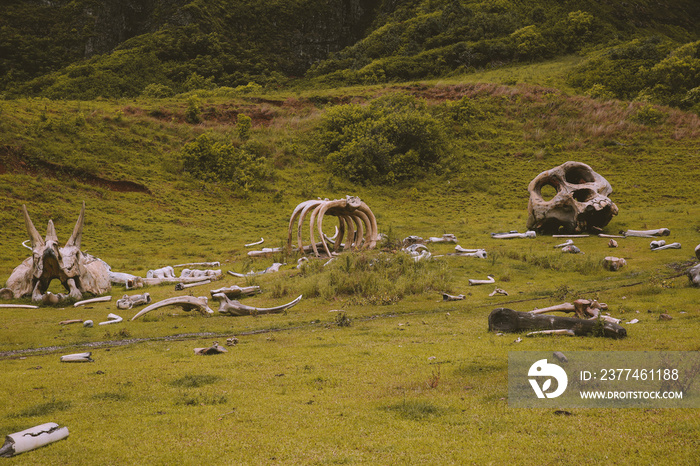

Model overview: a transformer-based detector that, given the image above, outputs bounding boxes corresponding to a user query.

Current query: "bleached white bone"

[0,422,69,457]
[468,275,495,286]
[650,240,666,249]
[146,266,175,279]
[428,234,457,243]
[228,262,285,277]
[212,293,303,316]
[688,263,700,287]
[554,239,574,248]
[0,304,39,309]
[98,313,123,325]
[526,329,576,336]
[131,296,214,320]
[624,228,670,237]
[608,239,618,248]
[116,293,151,310]
[491,231,536,239]
[412,250,432,262]
[650,242,681,251]
[175,280,211,290]
[442,293,465,301]
[73,296,112,307]
[109,271,144,289]
[21,240,32,250]
[552,234,589,238]
[603,256,626,271]
[209,285,261,299]
[60,352,93,362]
[180,269,221,279]
[561,245,582,254]
[245,238,265,247]
[247,247,284,257]
[489,287,508,296]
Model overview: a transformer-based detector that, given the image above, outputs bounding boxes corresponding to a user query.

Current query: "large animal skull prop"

[1,202,110,302]
[527,161,618,234]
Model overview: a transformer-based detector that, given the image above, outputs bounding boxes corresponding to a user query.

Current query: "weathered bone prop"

[287,196,378,257]
[146,266,175,279]
[212,293,302,316]
[688,245,700,287]
[428,234,457,243]
[624,228,670,237]
[650,242,681,251]
[442,293,465,301]
[1,202,111,302]
[130,296,214,320]
[527,161,618,234]
[454,246,487,258]
[98,313,123,325]
[469,275,495,286]
[116,293,152,309]
[491,230,536,239]
[488,308,626,338]
[180,268,221,279]
[74,296,112,307]
[229,262,285,277]
[531,299,619,323]
[209,285,261,299]
[0,423,69,457]
[603,256,626,271]
[109,271,144,289]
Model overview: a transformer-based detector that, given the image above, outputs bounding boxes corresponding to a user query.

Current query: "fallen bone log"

[0,423,69,457]
[212,293,302,316]
[688,263,700,287]
[210,285,261,299]
[116,293,151,310]
[603,256,626,271]
[454,246,487,258]
[244,238,264,247]
[146,266,175,279]
[428,234,457,243]
[130,296,214,320]
[109,271,144,289]
[491,230,536,239]
[650,242,681,251]
[468,275,495,286]
[624,228,670,237]
[0,304,39,309]
[175,280,211,290]
[488,308,626,338]
[60,352,94,362]
[442,293,465,301]
[74,296,112,307]
[98,313,123,325]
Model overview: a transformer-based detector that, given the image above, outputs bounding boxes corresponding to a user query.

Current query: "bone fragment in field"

[60,352,93,362]
[402,243,431,262]
[561,244,582,254]
[452,245,487,258]
[688,262,700,287]
[553,351,568,363]
[530,299,620,323]
[74,296,112,307]
[491,230,536,239]
[553,239,574,248]
[109,271,144,289]
[489,287,508,297]
[173,261,221,268]
[603,256,626,271]
[130,296,214,320]
[116,293,152,310]
[442,293,465,301]
[212,293,302,316]
[0,423,69,457]
[209,285,261,299]
[608,239,618,248]
[98,313,123,325]
[59,319,83,325]
[0,304,39,309]
[83,320,93,327]
[228,262,285,277]
[174,279,211,290]
[427,233,457,243]
[527,161,618,234]
[527,329,576,337]
[488,308,626,339]
[468,275,495,286]
[650,241,681,251]
[623,228,671,237]
[194,341,228,355]
[42,291,67,305]
[244,237,265,247]
[0,202,111,302]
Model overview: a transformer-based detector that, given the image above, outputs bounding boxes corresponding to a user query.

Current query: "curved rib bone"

[210,285,261,298]
[130,296,214,320]
[99,313,123,325]
[245,238,265,247]
[468,275,495,286]
[212,293,302,316]
[74,296,112,307]
[116,293,151,310]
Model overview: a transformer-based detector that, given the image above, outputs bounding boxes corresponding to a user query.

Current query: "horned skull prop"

[527,161,618,234]
[1,202,110,302]
[287,196,378,257]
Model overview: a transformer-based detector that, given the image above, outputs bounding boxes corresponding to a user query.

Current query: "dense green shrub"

[181,134,267,193]
[315,93,449,185]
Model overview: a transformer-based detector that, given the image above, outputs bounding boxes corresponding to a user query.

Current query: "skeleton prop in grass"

[287,196,379,257]
[0,202,110,302]
[527,161,618,234]
[688,244,700,287]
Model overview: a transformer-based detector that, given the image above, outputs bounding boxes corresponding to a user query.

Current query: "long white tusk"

[98,313,123,325]
[74,296,112,307]
[468,275,495,286]
[213,294,302,316]
[244,238,264,247]
[131,296,214,320]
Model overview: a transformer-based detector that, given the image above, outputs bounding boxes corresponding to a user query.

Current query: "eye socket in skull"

[527,161,618,234]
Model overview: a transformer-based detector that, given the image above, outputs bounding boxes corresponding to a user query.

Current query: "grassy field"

[1,60,699,463]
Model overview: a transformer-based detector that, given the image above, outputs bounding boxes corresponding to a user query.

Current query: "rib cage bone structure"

[287,196,379,257]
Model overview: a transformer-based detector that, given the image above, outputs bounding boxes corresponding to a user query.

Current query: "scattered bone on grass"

[131,296,214,320]
[453,246,487,258]
[175,280,211,290]
[624,228,670,237]
[489,287,509,297]
[442,293,465,301]
[603,256,626,271]
[173,261,221,268]
[527,329,576,337]
[489,308,626,338]
[229,262,285,277]
[210,285,261,299]
[469,275,495,286]
[146,266,175,279]
[245,238,265,247]
[554,239,574,248]
[83,320,93,327]
[194,342,228,355]
[116,293,151,310]
[109,271,144,289]
[608,239,618,248]
[74,296,112,307]
[650,242,681,251]
[59,319,83,325]
[491,230,536,239]
[428,234,457,243]
[0,304,39,309]
[60,352,93,363]
[212,293,302,316]
[688,263,700,287]
[98,313,123,325]
[0,423,69,458]
[561,245,582,254]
